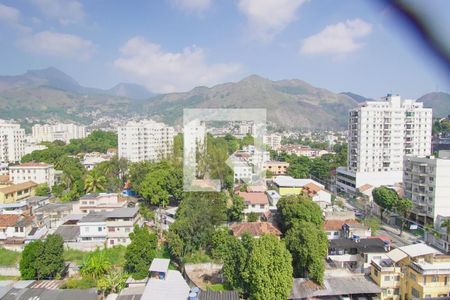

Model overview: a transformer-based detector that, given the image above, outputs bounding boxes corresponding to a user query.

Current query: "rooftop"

[329,238,388,253]
[323,219,360,231]
[237,191,269,205]
[10,162,53,168]
[231,222,282,237]
[149,258,170,273]
[273,176,321,188]
[1,288,97,300]
[106,207,139,218]
[55,225,80,242]
[0,214,20,227]
[141,270,190,300]
[0,181,37,194]
[198,290,240,300]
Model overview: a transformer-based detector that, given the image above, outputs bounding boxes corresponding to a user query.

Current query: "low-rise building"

[78,207,142,247]
[237,191,270,218]
[272,176,323,196]
[9,163,55,188]
[72,193,128,214]
[231,222,282,239]
[278,144,329,158]
[370,243,448,300]
[263,161,289,175]
[324,219,361,240]
[0,181,37,204]
[302,182,332,208]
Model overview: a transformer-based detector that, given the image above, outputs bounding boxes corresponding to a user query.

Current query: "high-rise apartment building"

[337,94,432,194]
[263,134,282,150]
[403,151,450,227]
[118,120,175,162]
[32,123,87,143]
[0,120,25,163]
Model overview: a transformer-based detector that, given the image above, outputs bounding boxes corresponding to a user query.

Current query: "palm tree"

[81,250,112,280]
[84,170,107,193]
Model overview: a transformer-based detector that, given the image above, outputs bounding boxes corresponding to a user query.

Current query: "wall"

[0,266,20,276]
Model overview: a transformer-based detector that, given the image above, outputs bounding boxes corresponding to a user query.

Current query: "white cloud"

[170,0,212,13]
[300,19,372,55]
[31,0,85,25]
[114,37,242,93]
[238,0,308,40]
[0,3,30,32]
[18,31,95,60]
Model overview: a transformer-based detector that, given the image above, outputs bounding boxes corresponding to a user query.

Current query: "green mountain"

[418,92,450,118]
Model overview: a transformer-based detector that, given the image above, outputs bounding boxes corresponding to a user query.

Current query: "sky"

[0,0,449,98]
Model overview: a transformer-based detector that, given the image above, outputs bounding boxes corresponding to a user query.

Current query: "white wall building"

[403,151,450,227]
[9,162,55,187]
[0,120,25,163]
[263,134,282,150]
[73,193,128,214]
[118,120,175,162]
[337,94,432,194]
[32,123,86,143]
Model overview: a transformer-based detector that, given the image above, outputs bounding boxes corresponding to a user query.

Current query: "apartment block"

[118,120,175,162]
[263,134,282,150]
[9,162,56,188]
[337,94,432,194]
[32,123,86,143]
[403,151,450,227]
[0,120,25,163]
[371,244,449,300]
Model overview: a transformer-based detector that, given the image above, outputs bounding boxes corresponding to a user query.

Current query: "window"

[374,269,378,276]
[110,239,115,245]
[334,232,339,236]
[384,276,390,281]
[394,275,400,281]
[98,227,102,232]
[410,273,416,281]
[394,288,400,295]
[432,275,438,282]
[411,287,420,298]
[445,276,448,285]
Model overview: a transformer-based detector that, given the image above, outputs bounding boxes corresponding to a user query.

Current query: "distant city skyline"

[0,0,449,98]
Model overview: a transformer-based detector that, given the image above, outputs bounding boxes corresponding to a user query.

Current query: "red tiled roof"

[237,191,269,205]
[303,182,323,196]
[231,222,282,237]
[0,181,37,194]
[323,219,359,231]
[12,162,52,168]
[358,184,374,193]
[0,214,20,228]
[246,185,267,193]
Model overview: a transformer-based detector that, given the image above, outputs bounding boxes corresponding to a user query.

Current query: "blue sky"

[0,0,449,98]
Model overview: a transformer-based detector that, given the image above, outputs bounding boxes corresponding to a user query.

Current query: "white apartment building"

[118,120,175,162]
[263,134,282,150]
[337,94,432,194]
[403,151,450,227]
[9,162,55,187]
[73,193,128,214]
[0,120,25,163]
[78,207,142,247]
[32,123,86,143]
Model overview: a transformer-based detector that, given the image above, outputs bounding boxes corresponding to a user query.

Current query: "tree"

[277,194,323,233]
[372,187,399,220]
[125,226,158,279]
[81,249,112,280]
[97,269,128,297]
[286,155,311,179]
[35,183,50,196]
[363,217,381,236]
[167,192,227,260]
[34,234,65,279]
[395,198,413,236]
[285,221,327,284]
[241,235,293,300]
[228,194,245,222]
[247,212,259,222]
[84,169,107,193]
[20,240,43,279]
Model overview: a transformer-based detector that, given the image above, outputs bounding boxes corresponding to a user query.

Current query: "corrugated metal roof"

[141,270,190,300]
[198,290,240,300]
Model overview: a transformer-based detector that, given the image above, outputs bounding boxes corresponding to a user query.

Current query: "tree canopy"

[277,194,323,232]
[124,226,158,279]
[372,187,399,219]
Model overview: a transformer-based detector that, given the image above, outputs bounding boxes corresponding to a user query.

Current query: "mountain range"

[0,67,449,129]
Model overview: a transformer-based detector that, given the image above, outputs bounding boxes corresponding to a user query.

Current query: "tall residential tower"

[336,94,432,194]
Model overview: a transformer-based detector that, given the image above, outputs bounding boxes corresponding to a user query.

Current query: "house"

[272,176,323,196]
[0,214,45,250]
[231,222,282,238]
[237,191,270,218]
[328,237,390,273]
[266,190,281,207]
[324,219,361,240]
[370,243,447,300]
[302,182,332,208]
[81,152,111,171]
[72,193,128,214]
[78,207,142,247]
[33,202,73,229]
[141,258,190,300]
[263,161,289,175]
[9,162,55,188]
[0,195,50,215]
[0,174,10,187]
[0,181,37,204]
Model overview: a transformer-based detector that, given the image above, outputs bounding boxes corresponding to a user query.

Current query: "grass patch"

[60,277,96,289]
[0,275,20,280]
[0,248,21,266]
[182,250,213,264]
[206,283,233,291]
[155,244,177,270]
[63,246,126,267]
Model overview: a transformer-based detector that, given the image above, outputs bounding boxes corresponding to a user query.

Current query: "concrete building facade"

[0,120,25,163]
